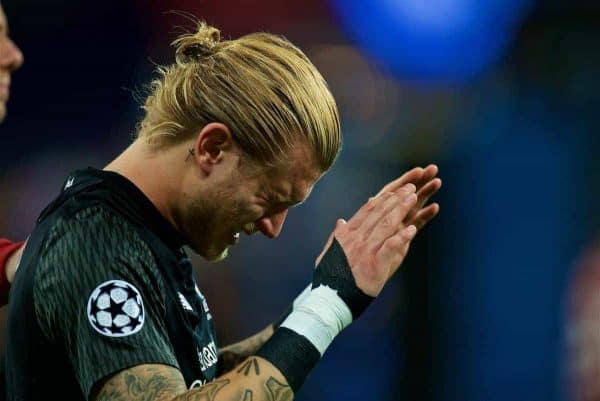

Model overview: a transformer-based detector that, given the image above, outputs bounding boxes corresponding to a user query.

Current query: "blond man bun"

[139,20,341,171]
[173,22,221,64]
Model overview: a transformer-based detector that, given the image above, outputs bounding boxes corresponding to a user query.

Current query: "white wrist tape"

[280,284,353,355]
[292,284,312,308]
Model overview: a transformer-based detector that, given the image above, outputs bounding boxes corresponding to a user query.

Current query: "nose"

[1,37,24,71]
[255,209,289,239]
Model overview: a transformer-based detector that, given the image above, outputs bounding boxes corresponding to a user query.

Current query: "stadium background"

[0,0,598,400]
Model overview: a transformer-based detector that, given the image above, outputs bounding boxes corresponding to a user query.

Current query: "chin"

[200,246,229,263]
[188,240,230,263]
[208,248,230,263]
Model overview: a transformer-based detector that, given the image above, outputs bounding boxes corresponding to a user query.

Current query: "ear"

[192,123,235,175]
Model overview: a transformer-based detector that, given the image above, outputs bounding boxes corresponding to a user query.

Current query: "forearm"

[219,324,275,375]
[94,359,291,401]
[175,357,291,401]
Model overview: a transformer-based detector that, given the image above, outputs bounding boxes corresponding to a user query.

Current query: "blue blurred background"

[1,1,599,400]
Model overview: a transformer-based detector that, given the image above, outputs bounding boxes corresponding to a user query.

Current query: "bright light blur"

[329,0,534,81]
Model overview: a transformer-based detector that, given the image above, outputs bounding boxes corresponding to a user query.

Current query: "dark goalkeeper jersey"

[6,168,219,401]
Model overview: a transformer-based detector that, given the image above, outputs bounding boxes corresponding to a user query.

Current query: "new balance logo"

[177,292,194,312]
[195,286,212,320]
[64,177,75,190]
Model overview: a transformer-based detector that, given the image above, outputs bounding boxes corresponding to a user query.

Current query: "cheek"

[233,195,266,220]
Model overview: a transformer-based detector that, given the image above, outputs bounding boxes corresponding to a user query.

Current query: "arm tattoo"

[95,360,292,401]
[175,359,292,401]
[95,387,124,401]
[178,379,230,401]
[265,377,293,401]
[241,390,254,401]
[93,365,186,401]
[124,369,173,401]
[177,376,291,401]
[236,358,260,377]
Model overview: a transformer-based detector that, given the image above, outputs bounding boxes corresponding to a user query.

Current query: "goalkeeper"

[6,21,441,401]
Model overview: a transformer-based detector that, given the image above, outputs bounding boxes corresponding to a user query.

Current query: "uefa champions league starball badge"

[87,280,145,337]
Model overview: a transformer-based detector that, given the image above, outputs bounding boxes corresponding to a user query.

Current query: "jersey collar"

[72,168,187,251]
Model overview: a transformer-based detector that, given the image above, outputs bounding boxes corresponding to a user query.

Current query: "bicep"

[92,364,187,401]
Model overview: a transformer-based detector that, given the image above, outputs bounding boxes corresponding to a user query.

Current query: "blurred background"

[1,0,598,400]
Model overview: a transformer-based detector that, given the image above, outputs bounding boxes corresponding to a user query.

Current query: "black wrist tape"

[256,327,320,393]
[272,305,293,329]
[312,239,375,319]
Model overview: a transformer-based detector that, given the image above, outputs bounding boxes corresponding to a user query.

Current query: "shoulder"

[32,204,171,340]
[45,204,149,255]
[39,204,154,274]
[33,204,164,311]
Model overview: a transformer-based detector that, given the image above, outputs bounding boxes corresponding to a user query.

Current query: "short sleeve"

[33,207,179,398]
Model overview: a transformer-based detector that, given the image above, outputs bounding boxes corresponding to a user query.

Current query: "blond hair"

[138,21,341,171]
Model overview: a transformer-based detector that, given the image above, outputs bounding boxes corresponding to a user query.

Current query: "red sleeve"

[0,238,25,305]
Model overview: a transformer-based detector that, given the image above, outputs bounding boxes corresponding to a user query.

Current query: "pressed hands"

[315,164,441,297]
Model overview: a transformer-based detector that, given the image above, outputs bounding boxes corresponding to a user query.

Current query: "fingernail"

[406,225,417,237]
[404,193,417,205]
[404,183,416,193]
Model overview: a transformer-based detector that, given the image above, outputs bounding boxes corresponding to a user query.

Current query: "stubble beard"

[184,188,240,263]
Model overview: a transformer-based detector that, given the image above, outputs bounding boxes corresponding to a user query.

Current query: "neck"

[104,139,186,233]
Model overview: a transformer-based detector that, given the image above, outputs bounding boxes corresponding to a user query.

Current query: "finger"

[367,188,417,244]
[376,224,417,275]
[349,191,396,229]
[375,167,424,197]
[404,178,442,222]
[410,203,440,231]
[315,219,346,266]
[416,177,442,209]
[410,164,438,193]
[361,192,407,239]
[368,202,407,248]
[362,184,417,237]
[421,164,439,185]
